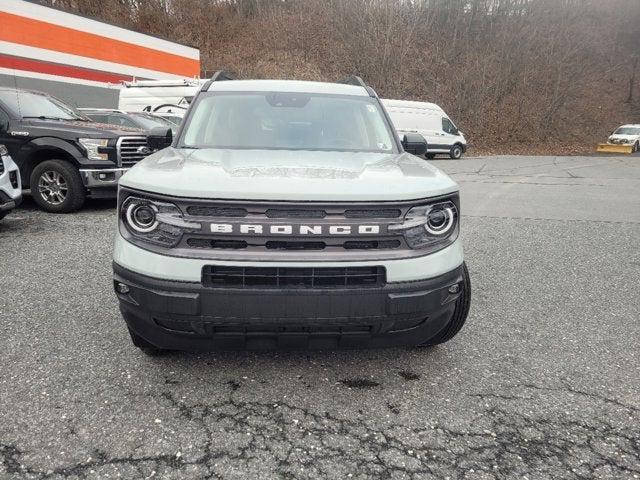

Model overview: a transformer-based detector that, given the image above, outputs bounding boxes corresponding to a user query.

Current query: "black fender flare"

[17,138,86,188]
[26,137,85,166]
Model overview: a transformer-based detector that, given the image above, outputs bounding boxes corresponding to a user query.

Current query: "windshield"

[181,92,396,153]
[131,113,177,130]
[0,90,84,120]
[613,127,640,135]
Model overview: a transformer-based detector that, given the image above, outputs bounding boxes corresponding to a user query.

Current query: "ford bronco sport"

[113,73,471,354]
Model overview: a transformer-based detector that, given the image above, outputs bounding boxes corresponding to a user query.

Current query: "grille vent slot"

[344,209,402,218]
[187,206,248,217]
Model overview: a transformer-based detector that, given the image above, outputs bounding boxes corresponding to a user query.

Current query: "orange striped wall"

[0,11,199,78]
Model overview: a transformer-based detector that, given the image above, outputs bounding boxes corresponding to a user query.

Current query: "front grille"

[202,266,386,289]
[118,136,149,166]
[185,236,403,251]
[0,158,4,175]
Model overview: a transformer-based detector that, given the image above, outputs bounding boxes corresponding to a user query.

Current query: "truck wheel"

[417,262,471,347]
[30,160,86,213]
[449,144,463,159]
[128,328,169,356]
[425,153,436,159]
[634,142,639,153]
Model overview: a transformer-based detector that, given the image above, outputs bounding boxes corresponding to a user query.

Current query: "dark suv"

[0,88,152,212]
[79,109,179,135]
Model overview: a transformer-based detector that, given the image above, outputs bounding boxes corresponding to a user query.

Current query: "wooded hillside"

[47,0,640,154]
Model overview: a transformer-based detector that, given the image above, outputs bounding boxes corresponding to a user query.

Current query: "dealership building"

[0,0,201,108]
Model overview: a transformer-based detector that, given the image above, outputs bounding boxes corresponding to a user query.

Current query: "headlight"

[0,144,8,156]
[390,199,459,251]
[78,138,109,160]
[121,195,201,247]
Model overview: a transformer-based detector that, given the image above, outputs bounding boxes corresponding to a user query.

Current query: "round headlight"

[425,207,454,235]
[126,203,158,233]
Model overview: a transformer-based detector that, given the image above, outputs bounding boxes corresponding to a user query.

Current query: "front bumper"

[79,168,128,193]
[114,262,466,350]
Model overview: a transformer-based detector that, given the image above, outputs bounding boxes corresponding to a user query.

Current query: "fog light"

[448,284,460,294]
[116,282,130,294]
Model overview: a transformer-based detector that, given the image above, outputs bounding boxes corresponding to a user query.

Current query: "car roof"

[205,79,370,97]
[382,98,445,113]
[617,124,640,128]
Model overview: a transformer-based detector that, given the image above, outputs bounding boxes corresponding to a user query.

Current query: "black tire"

[0,212,6,220]
[634,142,639,153]
[128,328,169,356]
[30,160,86,213]
[449,144,464,160]
[425,153,436,159]
[417,262,471,347]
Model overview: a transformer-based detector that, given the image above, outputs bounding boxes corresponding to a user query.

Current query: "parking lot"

[1,155,639,479]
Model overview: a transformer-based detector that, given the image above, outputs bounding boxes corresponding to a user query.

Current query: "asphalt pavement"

[1,155,639,479]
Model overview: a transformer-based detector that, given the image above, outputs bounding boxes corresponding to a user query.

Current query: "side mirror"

[148,127,173,150]
[401,133,427,156]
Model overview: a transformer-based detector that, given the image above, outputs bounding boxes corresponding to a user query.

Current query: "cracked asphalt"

[1,155,639,479]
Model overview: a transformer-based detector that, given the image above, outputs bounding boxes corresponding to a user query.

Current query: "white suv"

[112,73,471,354]
[0,145,21,220]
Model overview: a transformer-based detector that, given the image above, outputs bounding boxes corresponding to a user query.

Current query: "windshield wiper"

[23,115,73,121]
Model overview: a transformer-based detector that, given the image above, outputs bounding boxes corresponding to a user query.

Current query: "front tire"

[449,144,464,159]
[417,262,471,347]
[128,328,169,356]
[30,160,86,213]
[634,142,639,153]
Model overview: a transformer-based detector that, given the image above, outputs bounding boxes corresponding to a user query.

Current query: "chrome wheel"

[38,170,68,205]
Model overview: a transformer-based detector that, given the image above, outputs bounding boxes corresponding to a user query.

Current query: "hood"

[22,118,143,138]
[609,134,640,141]
[120,148,458,201]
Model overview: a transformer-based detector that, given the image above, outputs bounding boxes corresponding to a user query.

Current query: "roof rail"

[201,70,235,92]
[211,70,235,82]
[337,75,367,88]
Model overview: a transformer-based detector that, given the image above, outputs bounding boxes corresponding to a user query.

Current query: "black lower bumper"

[113,263,466,350]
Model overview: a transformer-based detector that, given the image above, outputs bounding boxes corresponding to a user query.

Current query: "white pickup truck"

[112,73,471,354]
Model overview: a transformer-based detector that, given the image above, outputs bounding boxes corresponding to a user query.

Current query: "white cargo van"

[118,79,206,119]
[382,99,467,159]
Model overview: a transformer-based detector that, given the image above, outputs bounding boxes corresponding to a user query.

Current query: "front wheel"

[30,160,86,213]
[417,262,471,347]
[449,144,464,159]
[634,142,639,153]
[128,328,170,356]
